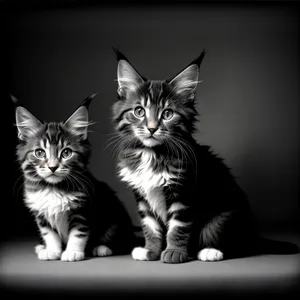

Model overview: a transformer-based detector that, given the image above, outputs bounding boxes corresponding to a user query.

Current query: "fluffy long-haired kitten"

[13,94,134,261]
[112,50,298,264]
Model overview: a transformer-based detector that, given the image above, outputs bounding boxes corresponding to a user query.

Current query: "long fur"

[14,95,135,261]
[112,50,299,263]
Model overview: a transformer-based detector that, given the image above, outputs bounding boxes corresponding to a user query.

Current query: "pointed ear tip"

[192,49,207,67]
[89,93,98,99]
[80,93,98,108]
[112,46,120,53]
[113,48,129,62]
[10,93,20,105]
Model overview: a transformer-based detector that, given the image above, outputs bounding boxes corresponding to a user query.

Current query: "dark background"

[6,1,300,240]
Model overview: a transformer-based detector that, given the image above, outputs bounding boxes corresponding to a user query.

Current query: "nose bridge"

[48,145,59,167]
[147,107,158,129]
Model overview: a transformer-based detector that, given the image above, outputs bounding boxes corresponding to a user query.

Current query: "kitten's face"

[113,51,205,148]
[15,105,91,184]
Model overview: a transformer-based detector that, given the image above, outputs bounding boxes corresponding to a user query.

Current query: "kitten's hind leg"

[91,222,132,257]
[197,210,255,261]
[92,245,113,257]
[197,211,242,262]
[197,248,224,262]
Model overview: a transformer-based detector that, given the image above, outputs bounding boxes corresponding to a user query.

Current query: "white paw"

[131,247,149,261]
[198,248,224,262]
[61,250,85,262]
[37,248,61,261]
[92,245,113,257]
[35,244,45,254]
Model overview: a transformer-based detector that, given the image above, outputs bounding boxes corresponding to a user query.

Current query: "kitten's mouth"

[142,135,162,147]
[45,174,63,183]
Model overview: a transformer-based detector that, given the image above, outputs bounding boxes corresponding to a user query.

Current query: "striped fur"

[112,50,298,263]
[14,96,134,261]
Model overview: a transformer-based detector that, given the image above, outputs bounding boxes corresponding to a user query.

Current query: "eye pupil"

[62,148,72,158]
[134,106,145,118]
[163,109,173,120]
[35,149,45,158]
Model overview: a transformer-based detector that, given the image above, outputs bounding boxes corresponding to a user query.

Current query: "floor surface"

[1,233,299,298]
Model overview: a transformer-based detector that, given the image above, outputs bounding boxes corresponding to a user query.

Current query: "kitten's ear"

[10,93,20,107]
[64,106,89,140]
[114,48,145,95]
[168,50,206,94]
[15,106,43,140]
[64,94,96,140]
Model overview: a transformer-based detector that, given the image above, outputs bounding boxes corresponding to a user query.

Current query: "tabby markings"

[25,188,84,242]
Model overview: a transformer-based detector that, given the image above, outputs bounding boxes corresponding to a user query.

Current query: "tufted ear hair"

[168,50,206,95]
[64,94,97,140]
[114,48,146,96]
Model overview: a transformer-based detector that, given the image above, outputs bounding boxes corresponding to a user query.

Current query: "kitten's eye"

[35,149,46,159]
[134,106,145,118]
[61,148,73,159]
[162,109,174,120]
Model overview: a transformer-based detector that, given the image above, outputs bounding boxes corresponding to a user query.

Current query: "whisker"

[13,173,25,197]
[171,135,198,177]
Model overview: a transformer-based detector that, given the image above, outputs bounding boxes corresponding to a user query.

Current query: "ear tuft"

[169,64,200,93]
[113,47,130,62]
[79,93,97,109]
[189,50,206,68]
[10,93,20,106]
[168,50,206,94]
[64,106,91,140]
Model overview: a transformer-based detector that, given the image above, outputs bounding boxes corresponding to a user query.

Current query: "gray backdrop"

[9,3,299,235]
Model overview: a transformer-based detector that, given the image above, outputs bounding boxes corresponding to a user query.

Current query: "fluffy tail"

[256,236,299,255]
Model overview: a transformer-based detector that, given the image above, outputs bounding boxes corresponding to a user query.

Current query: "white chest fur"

[25,188,84,241]
[119,150,179,222]
[119,150,174,194]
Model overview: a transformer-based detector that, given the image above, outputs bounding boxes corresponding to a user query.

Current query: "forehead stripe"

[42,137,47,148]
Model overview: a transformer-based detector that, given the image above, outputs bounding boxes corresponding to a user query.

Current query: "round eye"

[162,109,174,120]
[35,149,46,159]
[61,148,73,159]
[134,106,145,118]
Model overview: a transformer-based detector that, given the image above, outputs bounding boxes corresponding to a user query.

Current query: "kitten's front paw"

[131,247,160,261]
[37,248,61,261]
[197,248,224,262]
[61,250,85,262]
[92,245,113,257]
[161,249,189,264]
[35,244,45,255]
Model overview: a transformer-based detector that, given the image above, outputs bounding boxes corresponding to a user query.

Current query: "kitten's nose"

[49,166,58,173]
[148,127,158,135]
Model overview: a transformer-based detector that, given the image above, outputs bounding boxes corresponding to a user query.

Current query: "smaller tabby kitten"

[112,49,298,264]
[13,94,134,261]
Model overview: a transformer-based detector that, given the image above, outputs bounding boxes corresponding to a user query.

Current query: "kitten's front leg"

[61,215,90,262]
[132,199,164,261]
[35,215,62,260]
[161,202,192,264]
